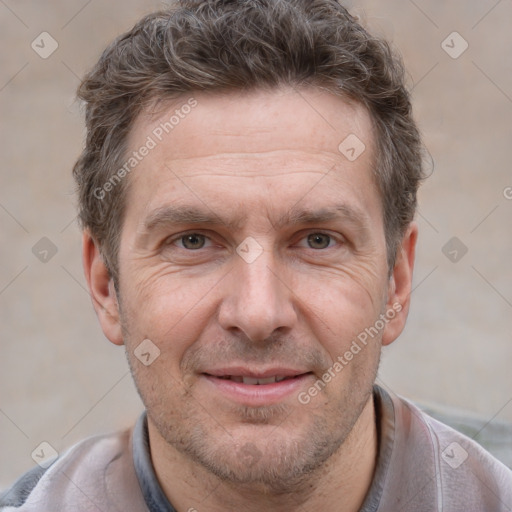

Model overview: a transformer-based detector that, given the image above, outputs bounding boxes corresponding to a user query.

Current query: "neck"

[149,395,377,512]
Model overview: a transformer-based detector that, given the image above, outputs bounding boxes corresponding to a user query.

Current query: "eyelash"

[172,232,214,250]
[166,231,343,251]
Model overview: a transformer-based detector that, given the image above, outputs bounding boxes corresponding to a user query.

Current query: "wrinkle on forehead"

[128,87,374,161]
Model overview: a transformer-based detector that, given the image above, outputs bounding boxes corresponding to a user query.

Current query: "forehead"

[122,87,380,230]
[131,87,374,161]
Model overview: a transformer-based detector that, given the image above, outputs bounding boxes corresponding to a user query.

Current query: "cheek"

[119,266,221,358]
[303,282,384,404]
[292,266,387,343]
[313,303,381,369]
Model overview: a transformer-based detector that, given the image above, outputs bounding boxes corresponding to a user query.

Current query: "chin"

[157,406,345,494]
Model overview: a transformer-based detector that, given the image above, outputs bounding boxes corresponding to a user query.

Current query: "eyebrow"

[277,204,369,230]
[141,205,245,233]
[140,203,369,234]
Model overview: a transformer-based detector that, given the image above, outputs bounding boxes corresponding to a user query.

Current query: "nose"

[217,249,297,343]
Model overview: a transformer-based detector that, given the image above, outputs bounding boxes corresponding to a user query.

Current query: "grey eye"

[180,234,206,250]
[307,233,331,249]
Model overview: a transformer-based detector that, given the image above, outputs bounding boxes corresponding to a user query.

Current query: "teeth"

[256,376,277,385]
[217,375,294,384]
[239,376,288,385]
[242,376,264,385]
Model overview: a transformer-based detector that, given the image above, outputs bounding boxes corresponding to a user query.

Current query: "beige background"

[1,0,511,487]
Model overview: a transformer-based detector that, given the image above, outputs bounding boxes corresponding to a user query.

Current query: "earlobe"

[82,231,124,346]
[381,222,418,346]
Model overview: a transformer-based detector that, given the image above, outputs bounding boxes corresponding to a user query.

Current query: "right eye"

[174,233,209,250]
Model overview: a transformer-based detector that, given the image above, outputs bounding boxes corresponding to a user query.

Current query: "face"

[86,87,414,491]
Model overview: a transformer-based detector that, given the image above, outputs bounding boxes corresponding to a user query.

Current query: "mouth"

[200,368,314,406]
[211,375,300,385]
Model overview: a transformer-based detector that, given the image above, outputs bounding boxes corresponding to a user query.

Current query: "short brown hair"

[73,0,425,281]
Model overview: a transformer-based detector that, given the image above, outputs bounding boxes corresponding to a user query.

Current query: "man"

[2,0,511,510]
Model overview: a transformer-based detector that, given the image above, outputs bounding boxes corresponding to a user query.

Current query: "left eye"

[176,233,209,250]
[304,233,334,250]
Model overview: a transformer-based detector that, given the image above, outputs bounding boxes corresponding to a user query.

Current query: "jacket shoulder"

[0,427,147,511]
[393,391,512,511]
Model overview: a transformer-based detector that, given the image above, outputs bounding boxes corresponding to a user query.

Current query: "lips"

[201,368,313,406]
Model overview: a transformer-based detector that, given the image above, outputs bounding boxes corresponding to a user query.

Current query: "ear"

[82,231,124,346]
[381,222,418,346]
